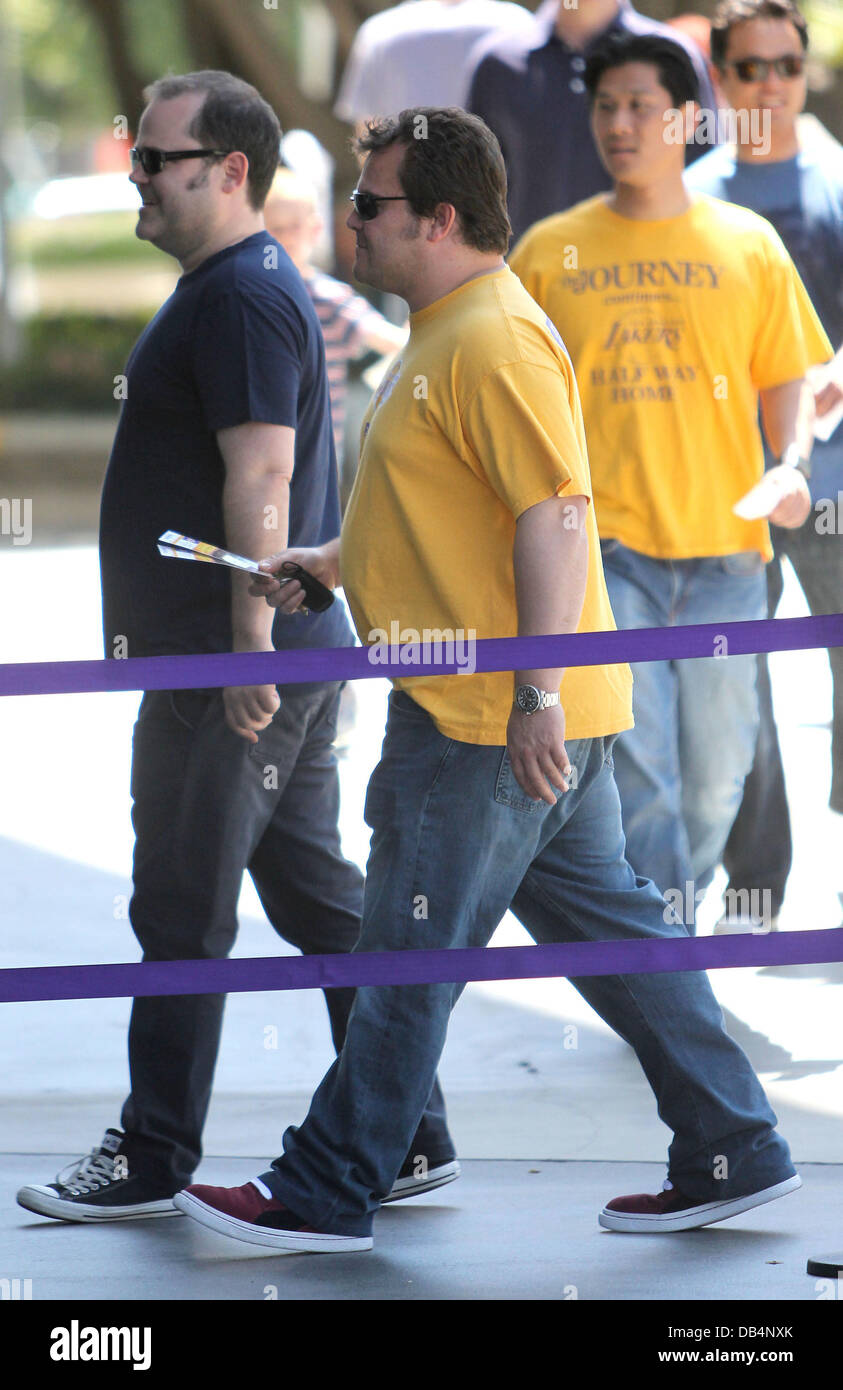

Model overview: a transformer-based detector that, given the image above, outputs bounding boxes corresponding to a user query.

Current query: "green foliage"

[7,0,193,130]
[6,0,114,131]
[0,312,148,411]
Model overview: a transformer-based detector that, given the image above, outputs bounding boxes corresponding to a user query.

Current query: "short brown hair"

[710,0,808,67]
[354,108,511,254]
[142,70,281,210]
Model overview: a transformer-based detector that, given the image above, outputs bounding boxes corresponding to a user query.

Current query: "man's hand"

[506,703,572,805]
[222,676,280,743]
[249,541,340,613]
[766,463,811,529]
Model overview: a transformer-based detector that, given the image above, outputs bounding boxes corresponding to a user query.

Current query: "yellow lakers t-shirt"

[509,193,832,561]
[340,266,633,745]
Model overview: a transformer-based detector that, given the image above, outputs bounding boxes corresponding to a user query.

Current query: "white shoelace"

[54,1148,119,1197]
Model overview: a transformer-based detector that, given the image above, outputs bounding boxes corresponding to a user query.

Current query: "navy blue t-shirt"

[99,231,354,671]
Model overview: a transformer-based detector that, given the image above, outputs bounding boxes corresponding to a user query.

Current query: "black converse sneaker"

[383,1157,461,1203]
[16,1129,181,1222]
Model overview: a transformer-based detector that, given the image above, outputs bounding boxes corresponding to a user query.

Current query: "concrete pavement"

[2,1157,836,1302]
[0,541,840,1302]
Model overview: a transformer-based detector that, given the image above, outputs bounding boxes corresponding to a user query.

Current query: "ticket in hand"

[157,530,266,573]
[157,531,334,612]
[732,473,789,521]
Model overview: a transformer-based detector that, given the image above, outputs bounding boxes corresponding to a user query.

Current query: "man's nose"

[758,64,786,95]
[129,162,148,188]
[607,107,634,135]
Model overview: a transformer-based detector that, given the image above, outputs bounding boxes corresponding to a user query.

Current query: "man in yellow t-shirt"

[510,29,832,930]
[174,108,798,1253]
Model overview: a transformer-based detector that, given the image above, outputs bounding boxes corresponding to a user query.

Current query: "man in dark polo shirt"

[16,69,454,1223]
[467,0,717,241]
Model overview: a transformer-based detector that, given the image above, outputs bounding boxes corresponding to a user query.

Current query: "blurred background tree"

[1,0,840,409]
[8,0,841,174]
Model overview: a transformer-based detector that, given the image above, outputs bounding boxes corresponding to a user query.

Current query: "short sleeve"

[750,234,833,389]
[459,360,591,518]
[192,287,304,432]
[334,28,377,122]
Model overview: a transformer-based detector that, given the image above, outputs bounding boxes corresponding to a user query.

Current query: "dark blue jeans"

[724,511,843,912]
[121,683,452,1188]
[261,691,795,1237]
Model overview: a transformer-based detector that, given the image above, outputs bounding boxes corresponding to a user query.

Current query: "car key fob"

[278,561,335,612]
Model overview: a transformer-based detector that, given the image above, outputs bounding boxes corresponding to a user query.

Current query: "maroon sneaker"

[173,1179,372,1252]
[599,1173,801,1232]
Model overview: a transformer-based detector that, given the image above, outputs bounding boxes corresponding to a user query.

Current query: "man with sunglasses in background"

[17,70,455,1225]
[172,108,800,1254]
[686,0,843,934]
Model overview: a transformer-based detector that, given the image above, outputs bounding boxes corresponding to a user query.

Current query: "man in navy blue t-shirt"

[17,70,455,1223]
[686,0,843,931]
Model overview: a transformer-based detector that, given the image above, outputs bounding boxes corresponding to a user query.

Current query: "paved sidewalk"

[3,1158,836,1302]
[0,544,840,1303]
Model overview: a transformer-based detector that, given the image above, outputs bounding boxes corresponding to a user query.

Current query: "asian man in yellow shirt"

[510,30,831,932]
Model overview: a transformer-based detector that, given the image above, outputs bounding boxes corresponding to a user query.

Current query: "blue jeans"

[261,691,794,1236]
[601,541,767,926]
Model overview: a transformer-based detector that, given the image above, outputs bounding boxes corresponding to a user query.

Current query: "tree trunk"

[178,0,233,73]
[200,0,358,182]
[77,0,148,124]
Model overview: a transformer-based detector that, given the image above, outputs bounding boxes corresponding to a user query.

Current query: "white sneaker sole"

[382,1159,461,1204]
[599,1173,801,1232]
[173,1190,373,1252]
[16,1185,181,1222]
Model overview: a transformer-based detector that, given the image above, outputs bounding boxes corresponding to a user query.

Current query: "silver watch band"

[515,684,561,714]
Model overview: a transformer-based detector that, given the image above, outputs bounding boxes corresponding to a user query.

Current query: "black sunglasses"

[349,189,409,221]
[724,54,805,82]
[130,146,229,176]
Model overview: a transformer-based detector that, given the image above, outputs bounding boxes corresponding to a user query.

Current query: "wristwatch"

[779,443,812,481]
[514,684,560,714]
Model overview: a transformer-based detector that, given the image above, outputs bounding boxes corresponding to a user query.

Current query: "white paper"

[732,472,791,520]
[156,530,264,574]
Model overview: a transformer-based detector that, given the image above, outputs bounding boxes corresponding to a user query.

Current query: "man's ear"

[220,150,250,195]
[427,201,458,244]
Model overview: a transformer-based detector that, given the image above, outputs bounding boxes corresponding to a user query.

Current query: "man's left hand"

[223,683,280,742]
[766,463,812,529]
[506,703,571,805]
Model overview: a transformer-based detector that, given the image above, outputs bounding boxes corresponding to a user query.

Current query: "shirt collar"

[529,0,632,54]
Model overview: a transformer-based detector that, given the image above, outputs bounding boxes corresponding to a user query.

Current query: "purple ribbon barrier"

[2,613,841,1003]
[1,612,841,697]
[3,929,842,1004]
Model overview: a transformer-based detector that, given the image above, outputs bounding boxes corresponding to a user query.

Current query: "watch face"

[517,685,540,713]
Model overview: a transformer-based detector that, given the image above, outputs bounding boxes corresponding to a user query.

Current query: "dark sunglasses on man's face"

[349,189,409,221]
[130,146,229,176]
[724,54,805,83]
